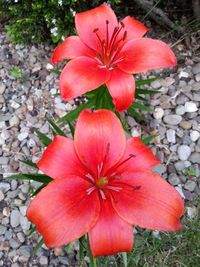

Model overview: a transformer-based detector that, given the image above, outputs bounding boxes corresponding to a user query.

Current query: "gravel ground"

[0,29,200,267]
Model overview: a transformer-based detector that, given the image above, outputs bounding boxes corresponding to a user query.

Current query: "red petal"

[111,170,184,231]
[75,4,118,51]
[89,199,133,256]
[51,36,94,64]
[106,68,135,112]
[122,16,148,41]
[118,38,176,74]
[27,176,100,247]
[37,136,86,179]
[116,137,160,173]
[74,109,126,177]
[59,56,110,101]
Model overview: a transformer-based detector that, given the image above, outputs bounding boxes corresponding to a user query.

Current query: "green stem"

[122,252,128,267]
[87,235,98,267]
[79,236,85,263]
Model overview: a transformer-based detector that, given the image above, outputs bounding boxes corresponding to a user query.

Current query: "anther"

[120,21,125,28]
[93,28,99,33]
[106,20,109,24]
[123,31,127,40]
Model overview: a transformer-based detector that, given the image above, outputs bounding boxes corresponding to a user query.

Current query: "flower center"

[93,20,127,69]
[96,176,109,188]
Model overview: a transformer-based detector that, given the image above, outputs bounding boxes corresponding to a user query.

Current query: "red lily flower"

[27,109,184,256]
[51,4,176,111]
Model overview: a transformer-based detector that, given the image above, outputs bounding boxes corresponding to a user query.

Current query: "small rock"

[177,145,191,161]
[184,101,198,112]
[39,256,48,266]
[27,138,36,148]
[179,120,192,130]
[186,206,198,219]
[0,190,5,201]
[163,115,182,125]
[168,174,180,186]
[189,152,200,163]
[175,161,185,171]
[10,210,20,228]
[192,63,200,74]
[166,129,176,143]
[175,186,185,199]
[19,215,31,232]
[152,164,166,175]
[151,80,161,89]
[0,225,6,235]
[195,73,200,82]
[9,239,21,249]
[153,107,164,120]
[175,105,185,115]
[0,183,10,193]
[0,157,9,165]
[17,132,28,141]
[190,130,200,142]
[18,245,32,258]
[10,100,20,109]
[0,84,6,94]
[184,180,196,192]
[179,70,189,78]
[9,115,20,126]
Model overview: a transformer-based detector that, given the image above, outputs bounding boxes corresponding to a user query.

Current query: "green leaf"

[33,238,44,254]
[11,66,22,79]
[30,184,46,197]
[142,134,156,145]
[6,173,52,184]
[131,102,154,112]
[28,226,36,237]
[48,119,66,136]
[135,95,148,102]
[19,160,38,169]
[67,120,75,137]
[35,129,52,146]
[136,77,157,87]
[128,107,146,121]
[136,88,160,95]
[57,98,94,124]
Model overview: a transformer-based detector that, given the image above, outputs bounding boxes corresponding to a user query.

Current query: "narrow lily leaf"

[67,120,75,137]
[131,102,154,112]
[7,173,52,184]
[19,160,38,169]
[53,93,60,97]
[142,134,157,145]
[136,88,160,95]
[135,95,148,102]
[33,238,44,254]
[115,112,131,135]
[58,98,94,124]
[28,226,36,237]
[48,119,66,137]
[136,77,157,87]
[128,107,146,121]
[35,129,52,146]
[30,184,46,197]
[66,243,73,253]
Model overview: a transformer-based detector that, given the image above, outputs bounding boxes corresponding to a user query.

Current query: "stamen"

[106,20,110,51]
[97,162,103,178]
[99,189,107,200]
[85,173,95,183]
[132,186,141,191]
[120,21,125,28]
[86,186,96,195]
[107,185,122,192]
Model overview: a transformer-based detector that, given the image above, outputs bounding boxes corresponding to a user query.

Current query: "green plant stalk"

[87,235,97,267]
[122,252,128,267]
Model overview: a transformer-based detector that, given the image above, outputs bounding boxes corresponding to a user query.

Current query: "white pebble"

[153,107,164,120]
[184,102,198,113]
[190,130,200,142]
[17,132,28,141]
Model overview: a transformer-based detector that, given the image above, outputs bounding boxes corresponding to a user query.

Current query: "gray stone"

[152,164,166,176]
[0,84,6,94]
[175,161,185,171]
[0,157,9,165]
[166,129,176,143]
[39,256,48,266]
[10,210,20,228]
[151,80,161,89]
[177,145,191,161]
[168,174,180,186]
[184,180,196,192]
[0,182,10,193]
[184,101,198,112]
[17,132,28,141]
[192,63,200,74]
[190,130,200,142]
[19,215,31,232]
[153,107,164,120]
[189,152,200,163]
[9,115,20,126]
[9,239,21,249]
[186,206,198,219]
[18,245,32,258]
[175,105,185,115]
[0,225,6,235]
[163,115,182,125]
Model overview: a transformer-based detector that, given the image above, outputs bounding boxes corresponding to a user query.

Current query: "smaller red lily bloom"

[27,109,184,257]
[51,4,176,111]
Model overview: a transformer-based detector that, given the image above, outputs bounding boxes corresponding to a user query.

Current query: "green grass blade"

[48,119,66,136]
[57,99,94,124]
[142,134,157,145]
[128,107,146,121]
[136,77,157,87]
[19,160,38,169]
[30,184,46,197]
[7,173,52,184]
[67,120,75,137]
[33,238,44,254]
[35,129,52,146]
[131,102,154,112]
[136,88,160,94]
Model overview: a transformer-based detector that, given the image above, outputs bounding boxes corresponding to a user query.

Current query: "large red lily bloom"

[51,4,176,111]
[27,109,184,256]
